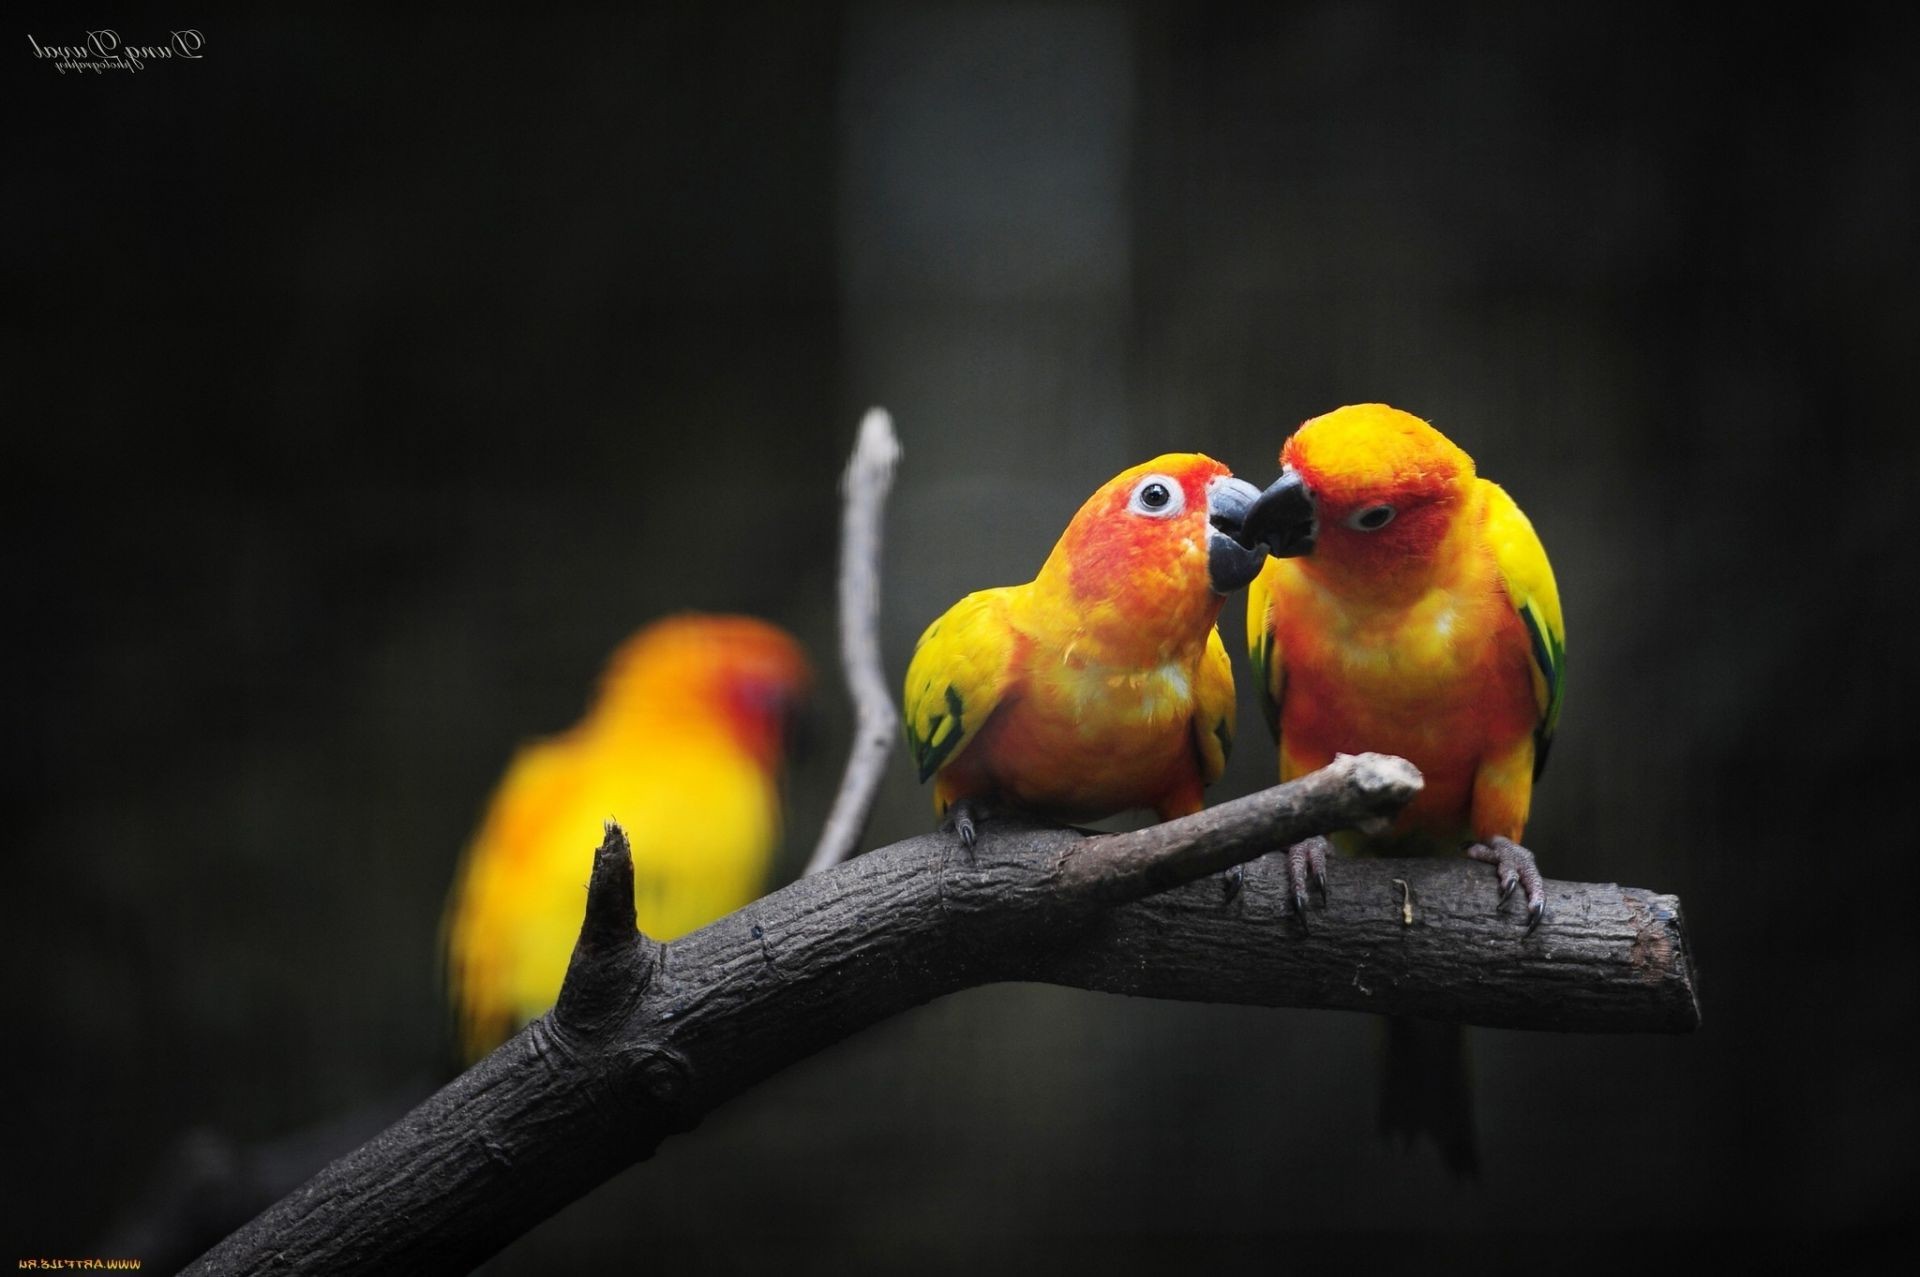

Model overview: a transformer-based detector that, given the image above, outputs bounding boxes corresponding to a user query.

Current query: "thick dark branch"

[552,821,653,1040]
[803,407,902,876]
[186,756,1697,1276]
[1036,853,1698,1033]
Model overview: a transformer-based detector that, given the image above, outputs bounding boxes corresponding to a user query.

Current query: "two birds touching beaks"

[443,401,1566,1174]
[909,400,1562,909]
[904,400,1566,1174]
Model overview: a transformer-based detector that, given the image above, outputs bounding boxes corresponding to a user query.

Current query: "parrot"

[441,613,811,1062]
[903,454,1272,840]
[1238,401,1566,1173]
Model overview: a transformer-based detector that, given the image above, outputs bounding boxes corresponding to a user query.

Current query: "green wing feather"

[902,588,1018,783]
[1482,481,1566,778]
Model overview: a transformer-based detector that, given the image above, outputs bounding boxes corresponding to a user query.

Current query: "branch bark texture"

[186,754,1698,1276]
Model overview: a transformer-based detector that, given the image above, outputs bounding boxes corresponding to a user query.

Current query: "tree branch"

[803,407,902,876]
[185,754,1699,1276]
[119,412,905,1270]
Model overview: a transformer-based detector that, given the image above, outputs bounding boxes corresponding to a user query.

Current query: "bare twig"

[1054,754,1421,901]
[184,754,1700,1276]
[804,407,902,875]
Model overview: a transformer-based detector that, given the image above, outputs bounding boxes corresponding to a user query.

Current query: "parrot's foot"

[1222,864,1244,903]
[940,797,990,858]
[1467,835,1546,933]
[1287,836,1332,927]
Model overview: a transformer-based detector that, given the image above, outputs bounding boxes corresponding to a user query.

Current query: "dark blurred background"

[8,3,1916,1271]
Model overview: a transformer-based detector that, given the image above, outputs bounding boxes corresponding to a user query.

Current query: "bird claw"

[941,798,988,859]
[1286,836,1332,929]
[1467,836,1546,933]
[1222,863,1244,903]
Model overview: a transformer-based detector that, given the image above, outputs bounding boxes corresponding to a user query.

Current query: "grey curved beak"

[1240,470,1318,558]
[1205,476,1270,593]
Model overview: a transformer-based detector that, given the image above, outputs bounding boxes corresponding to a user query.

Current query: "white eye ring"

[1127,474,1186,518]
[1346,503,1396,531]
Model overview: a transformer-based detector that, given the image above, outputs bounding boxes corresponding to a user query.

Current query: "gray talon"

[1468,835,1547,932]
[1287,836,1333,920]
[942,798,987,859]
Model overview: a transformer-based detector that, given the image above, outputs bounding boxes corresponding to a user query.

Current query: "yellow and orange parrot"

[904,455,1271,839]
[1239,402,1566,1171]
[441,614,810,1062]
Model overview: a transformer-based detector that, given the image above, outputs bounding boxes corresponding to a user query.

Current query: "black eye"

[1127,473,1186,518]
[1346,504,1396,531]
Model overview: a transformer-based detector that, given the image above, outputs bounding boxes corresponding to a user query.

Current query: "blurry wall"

[8,3,1915,1272]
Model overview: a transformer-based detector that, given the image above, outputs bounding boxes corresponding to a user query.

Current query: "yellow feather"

[904,454,1242,823]
[1482,478,1566,754]
[441,616,806,1062]
[902,588,1020,791]
[1189,625,1236,786]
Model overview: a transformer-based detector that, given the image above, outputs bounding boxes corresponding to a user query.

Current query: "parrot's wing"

[1245,560,1285,744]
[1189,625,1236,786]
[1483,480,1566,778]
[441,737,583,1060]
[903,587,1020,782]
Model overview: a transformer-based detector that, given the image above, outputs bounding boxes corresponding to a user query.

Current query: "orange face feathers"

[1280,404,1477,572]
[594,614,811,765]
[1045,453,1232,613]
[1281,403,1476,505]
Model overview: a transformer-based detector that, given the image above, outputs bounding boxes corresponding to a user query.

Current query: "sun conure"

[441,614,810,1062]
[1239,402,1566,1173]
[903,455,1271,839]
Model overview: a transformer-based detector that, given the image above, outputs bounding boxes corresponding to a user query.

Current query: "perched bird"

[1240,402,1566,1172]
[904,454,1271,837]
[441,614,811,1062]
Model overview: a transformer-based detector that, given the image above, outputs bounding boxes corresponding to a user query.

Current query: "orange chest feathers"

[940,633,1212,822]
[1270,569,1536,828]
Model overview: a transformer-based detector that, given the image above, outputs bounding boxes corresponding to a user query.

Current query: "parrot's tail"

[1378,1015,1479,1176]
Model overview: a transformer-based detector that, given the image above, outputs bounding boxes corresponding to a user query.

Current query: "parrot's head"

[594,614,813,771]
[1242,403,1476,576]
[1042,453,1269,617]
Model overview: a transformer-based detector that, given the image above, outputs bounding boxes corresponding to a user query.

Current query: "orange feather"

[441,614,810,1061]
[904,455,1244,825]
[1250,403,1564,848]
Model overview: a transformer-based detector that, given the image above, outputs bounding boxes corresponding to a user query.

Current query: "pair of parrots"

[907,401,1564,910]
[903,402,1565,1172]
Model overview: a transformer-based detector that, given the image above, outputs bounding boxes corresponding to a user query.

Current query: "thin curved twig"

[803,406,902,875]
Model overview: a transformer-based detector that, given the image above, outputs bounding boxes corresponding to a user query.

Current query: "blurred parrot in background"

[441,614,811,1062]
[1239,402,1566,1173]
[904,454,1271,839]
